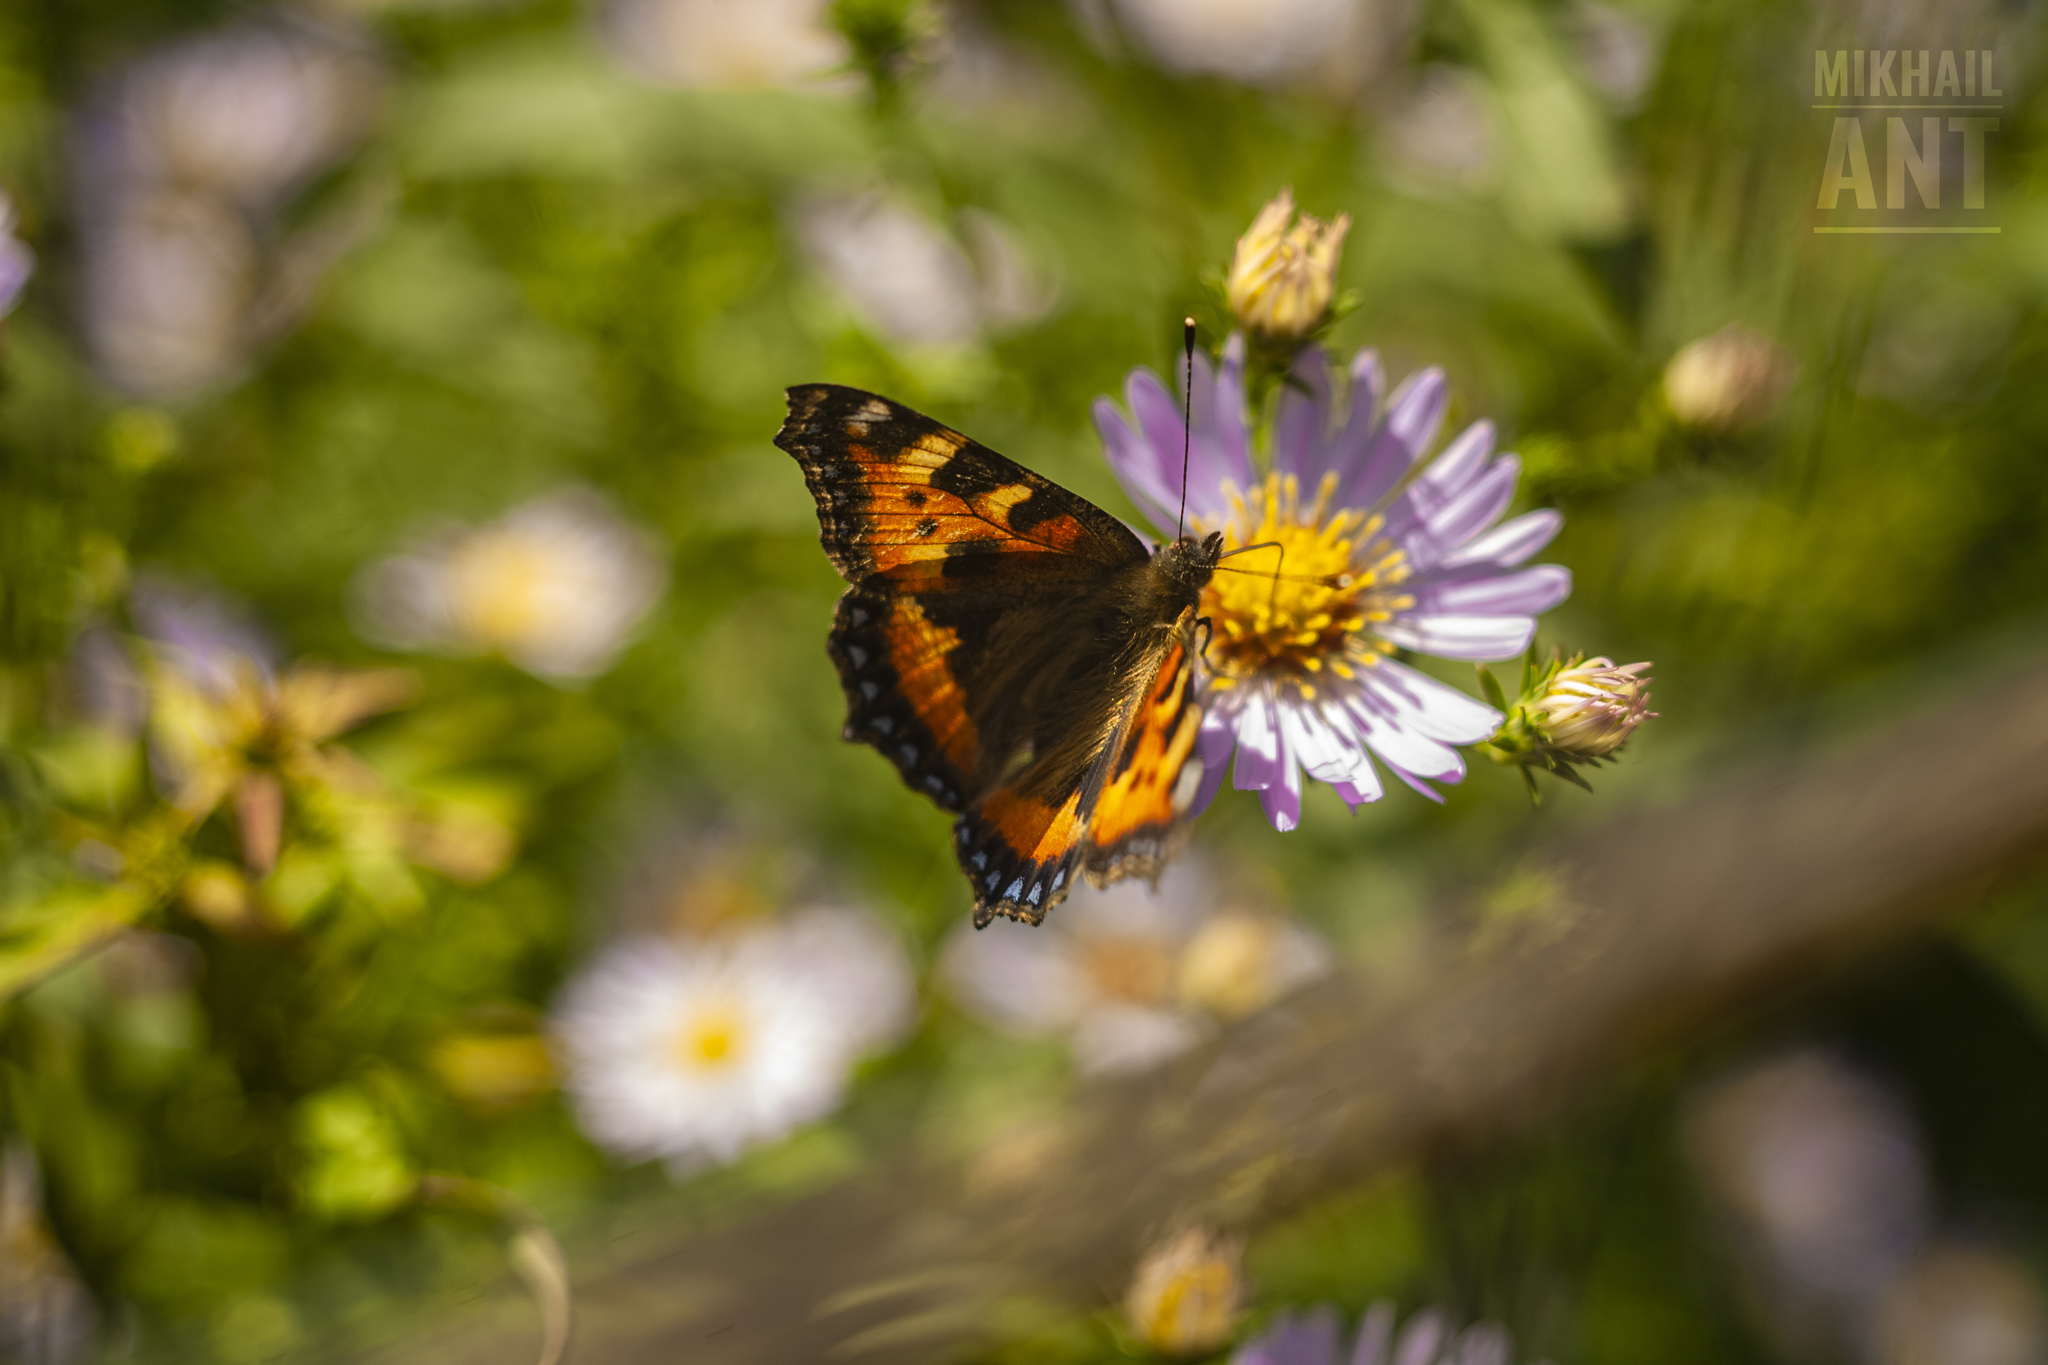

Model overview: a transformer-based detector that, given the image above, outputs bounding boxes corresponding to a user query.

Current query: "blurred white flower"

[0,1145,96,1365]
[1379,66,1499,192]
[1687,1048,1931,1347]
[598,0,849,89]
[70,17,382,398]
[1107,0,1356,87]
[553,908,915,1171]
[114,24,381,207]
[797,195,1054,347]
[1877,1244,2048,1365]
[941,859,1328,1074]
[80,190,257,400]
[798,195,982,346]
[352,488,668,682]
[1664,326,1796,433]
[0,191,33,319]
[776,906,919,1057]
[1569,1,1659,107]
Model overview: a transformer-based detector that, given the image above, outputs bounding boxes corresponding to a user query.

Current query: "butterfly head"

[1155,531,1224,594]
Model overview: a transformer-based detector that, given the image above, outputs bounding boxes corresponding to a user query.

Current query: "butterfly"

[775,384,1222,927]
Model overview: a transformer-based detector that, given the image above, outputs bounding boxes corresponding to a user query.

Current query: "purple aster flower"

[1094,334,1570,831]
[1233,1303,1524,1365]
[0,190,32,318]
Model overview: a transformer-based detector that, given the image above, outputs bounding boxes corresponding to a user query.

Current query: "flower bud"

[1663,325,1794,432]
[1122,1226,1243,1357]
[1529,657,1654,759]
[1226,188,1350,344]
[1479,650,1656,796]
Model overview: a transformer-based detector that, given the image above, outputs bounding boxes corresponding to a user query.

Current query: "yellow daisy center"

[446,528,554,649]
[1196,471,1411,702]
[669,1003,746,1072]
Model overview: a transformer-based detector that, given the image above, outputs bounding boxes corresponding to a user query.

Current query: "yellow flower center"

[669,1004,745,1072]
[445,528,554,649]
[1196,472,1410,702]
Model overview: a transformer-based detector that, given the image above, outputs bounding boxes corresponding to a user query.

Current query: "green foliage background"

[2,0,2048,1360]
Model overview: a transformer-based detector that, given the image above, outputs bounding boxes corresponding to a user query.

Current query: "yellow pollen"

[669,1005,745,1071]
[1196,472,1408,700]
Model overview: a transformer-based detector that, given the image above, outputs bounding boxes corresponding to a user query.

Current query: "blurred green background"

[2,0,2048,1361]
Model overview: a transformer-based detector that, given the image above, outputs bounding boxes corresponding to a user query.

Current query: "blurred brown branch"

[360,647,2048,1365]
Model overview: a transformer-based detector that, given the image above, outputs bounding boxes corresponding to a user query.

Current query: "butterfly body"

[775,384,1219,926]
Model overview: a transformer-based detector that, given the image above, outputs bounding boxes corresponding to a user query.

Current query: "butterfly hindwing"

[776,384,1148,584]
[956,610,1206,927]
[828,583,976,814]
[1083,610,1205,888]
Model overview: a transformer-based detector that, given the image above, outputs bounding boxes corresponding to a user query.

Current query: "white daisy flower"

[553,909,914,1171]
[596,0,849,90]
[352,487,667,683]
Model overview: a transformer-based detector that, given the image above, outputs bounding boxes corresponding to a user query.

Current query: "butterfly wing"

[776,384,1150,818]
[957,608,1207,927]
[777,384,1146,584]
[1082,609,1206,889]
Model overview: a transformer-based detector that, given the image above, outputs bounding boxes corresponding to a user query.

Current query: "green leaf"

[1478,665,1509,712]
[0,881,154,1004]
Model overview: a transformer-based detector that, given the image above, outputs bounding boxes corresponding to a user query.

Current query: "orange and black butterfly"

[775,384,1221,927]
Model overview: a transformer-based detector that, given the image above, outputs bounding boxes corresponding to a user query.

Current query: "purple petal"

[1350,1302,1397,1365]
[1324,349,1386,491]
[1407,564,1573,618]
[1186,707,1237,819]
[1332,776,1381,807]
[1343,367,1448,509]
[1343,686,1464,779]
[1442,508,1562,568]
[1094,396,1180,538]
[1272,346,1335,482]
[1213,333,1255,491]
[1453,1325,1513,1365]
[1377,613,1538,662]
[1280,702,1354,784]
[1278,1306,1344,1365]
[1232,687,1281,791]
[1387,760,1448,802]
[1260,747,1301,831]
[1421,453,1519,552]
[1362,658,1502,744]
[1391,1310,1447,1365]
[1416,419,1495,499]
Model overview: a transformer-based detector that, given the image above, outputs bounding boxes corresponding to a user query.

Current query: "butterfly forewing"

[777,384,1146,582]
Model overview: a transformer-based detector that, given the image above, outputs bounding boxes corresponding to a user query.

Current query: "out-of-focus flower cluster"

[1687,1048,2048,1364]
[351,487,668,684]
[46,581,522,939]
[1232,1302,1530,1365]
[598,0,850,89]
[71,14,382,397]
[798,193,1055,347]
[943,859,1329,1074]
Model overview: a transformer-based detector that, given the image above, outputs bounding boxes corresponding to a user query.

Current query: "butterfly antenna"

[1176,316,1195,542]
